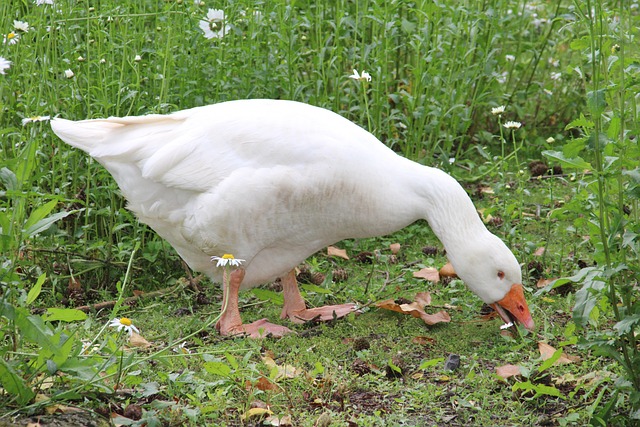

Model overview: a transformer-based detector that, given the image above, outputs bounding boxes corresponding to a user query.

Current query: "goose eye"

[497,271,505,280]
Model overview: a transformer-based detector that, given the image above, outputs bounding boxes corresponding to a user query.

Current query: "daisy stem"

[110,241,140,320]
[362,81,372,133]
[114,338,125,391]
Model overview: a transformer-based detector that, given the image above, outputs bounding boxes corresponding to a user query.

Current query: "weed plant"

[0,0,638,425]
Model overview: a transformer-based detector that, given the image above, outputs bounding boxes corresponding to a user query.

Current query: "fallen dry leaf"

[495,364,522,379]
[412,336,436,345]
[538,342,580,365]
[536,278,556,288]
[534,247,546,257]
[477,208,494,223]
[413,267,440,282]
[262,356,303,380]
[327,246,349,260]
[439,262,457,278]
[242,407,273,421]
[389,243,401,254]
[129,332,151,348]
[375,292,450,325]
[254,376,278,391]
[265,414,293,426]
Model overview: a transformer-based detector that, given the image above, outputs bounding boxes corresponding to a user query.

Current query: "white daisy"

[173,342,191,354]
[505,54,515,62]
[0,57,10,74]
[491,105,505,115]
[211,253,245,268]
[4,32,20,45]
[109,317,140,336]
[503,121,522,129]
[35,0,54,4]
[22,115,51,125]
[349,69,372,82]
[64,69,74,78]
[134,54,142,62]
[14,20,30,32]
[199,9,227,39]
[550,72,561,81]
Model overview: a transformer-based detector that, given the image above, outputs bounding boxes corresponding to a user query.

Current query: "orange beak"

[490,283,535,330]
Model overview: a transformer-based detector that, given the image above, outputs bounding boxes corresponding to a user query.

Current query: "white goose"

[51,99,534,337]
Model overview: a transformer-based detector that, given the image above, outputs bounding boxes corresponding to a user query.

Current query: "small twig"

[528,171,593,181]
[74,279,190,313]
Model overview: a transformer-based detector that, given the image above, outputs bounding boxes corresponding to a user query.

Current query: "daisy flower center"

[119,317,132,326]
[221,253,235,259]
[7,32,16,39]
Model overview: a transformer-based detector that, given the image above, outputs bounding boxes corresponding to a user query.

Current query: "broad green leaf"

[0,358,36,405]
[26,273,46,305]
[203,361,231,377]
[561,137,587,158]
[607,116,621,139]
[225,352,239,370]
[623,168,640,183]
[25,209,80,237]
[570,36,590,50]
[587,90,606,116]
[419,357,445,370]
[613,314,640,334]
[24,199,58,231]
[0,167,18,192]
[538,348,563,373]
[250,288,283,304]
[15,312,55,350]
[542,150,592,170]
[44,308,88,322]
[564,114,593,130]
[300,283,331,294]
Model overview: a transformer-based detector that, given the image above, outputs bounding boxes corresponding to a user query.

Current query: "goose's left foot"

[279,269,360,324]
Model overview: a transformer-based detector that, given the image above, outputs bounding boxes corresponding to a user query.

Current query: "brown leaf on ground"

[376,292,450,325]
[254,376,278,391]
[495,364,522,379]
[413,267,440,282]
[129,332,151,348]
[534,247,546,256]
[262,356,303,380]
[538,342,580,365]
[536,278,556,288]
[327,246,349,260]
[439,262,457,278]
[412,336,436,345]
[389,243,401,254]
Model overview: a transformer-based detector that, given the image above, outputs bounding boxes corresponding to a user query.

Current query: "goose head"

[446,232,535,330]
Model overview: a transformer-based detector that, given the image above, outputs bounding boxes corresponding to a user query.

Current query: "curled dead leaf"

[389,243,401,254]
[375,292,450,325]
[242,407,274,421]
[439,262,457,278]
[536,278,556,288]
[327,246,349,260]
[129,332,151,348]
[495,364,521,379]
[538,342,580,365]
[413,267,440,282]
[262,356,303,380]
[534,247,546,257]
[254,376,278,391]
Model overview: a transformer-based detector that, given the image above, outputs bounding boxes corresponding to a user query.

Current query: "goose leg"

[216,268,292,338]
[280,270,360,324]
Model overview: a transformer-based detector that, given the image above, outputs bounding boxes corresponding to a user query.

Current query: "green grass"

[1,0,639,426]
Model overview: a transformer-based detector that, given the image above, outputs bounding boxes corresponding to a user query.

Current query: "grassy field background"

[1,0,639,426]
